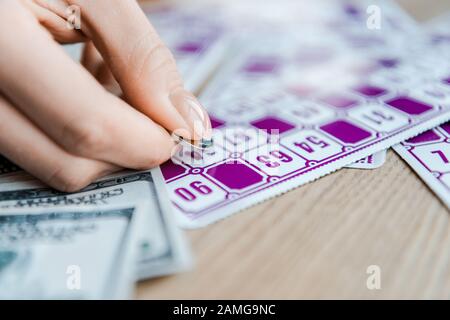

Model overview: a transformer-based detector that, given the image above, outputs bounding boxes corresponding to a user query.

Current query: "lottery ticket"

[394,123,450,208]
[346,150,387,170]
[143,4,230,92]
[160,1,450,228]
[393,12,450,208]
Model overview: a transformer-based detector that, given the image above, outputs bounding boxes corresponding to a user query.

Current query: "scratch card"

[394,122,450,208]
[160,1,450,227]
[346,150,387,169]
[393,12,450,208]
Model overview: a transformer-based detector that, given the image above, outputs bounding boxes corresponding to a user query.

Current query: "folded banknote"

[0,204,144,299]
[0,168,192,280]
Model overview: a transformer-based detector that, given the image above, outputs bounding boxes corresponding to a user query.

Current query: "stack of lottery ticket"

[153,0,450,227]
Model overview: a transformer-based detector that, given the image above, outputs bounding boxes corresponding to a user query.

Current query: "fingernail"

[169,89,212,141]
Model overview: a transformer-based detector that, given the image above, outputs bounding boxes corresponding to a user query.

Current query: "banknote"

[0,169,192,280]
[0,156,31,184]
[0,156,20,175]
[0,204,143,299]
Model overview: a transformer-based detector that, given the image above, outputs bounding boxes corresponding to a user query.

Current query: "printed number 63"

[257,150,293,168]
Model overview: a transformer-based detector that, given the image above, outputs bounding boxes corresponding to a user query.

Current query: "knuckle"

[133,155,161,171]
[134,143,172,170]
[61,121,108,157]
[46,163,92,193]
[146,41,175,70]
[166,70,184,93]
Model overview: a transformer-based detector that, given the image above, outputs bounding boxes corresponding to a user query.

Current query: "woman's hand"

[0,0,211,191]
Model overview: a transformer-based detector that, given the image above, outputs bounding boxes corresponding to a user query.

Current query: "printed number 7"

[431,150,449,164]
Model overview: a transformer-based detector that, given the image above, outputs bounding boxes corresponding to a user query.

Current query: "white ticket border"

[0,168,194,280]
[148,167,194,277]
[346,150,387,170]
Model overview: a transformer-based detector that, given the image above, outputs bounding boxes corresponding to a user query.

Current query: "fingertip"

[169,88,212,142]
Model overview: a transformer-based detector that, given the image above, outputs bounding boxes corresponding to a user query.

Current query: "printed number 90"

[175,181,213,201]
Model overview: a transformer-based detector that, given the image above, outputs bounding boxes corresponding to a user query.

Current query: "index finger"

[66,0,212,142]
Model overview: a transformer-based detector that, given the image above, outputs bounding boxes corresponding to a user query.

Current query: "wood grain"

[137,1,450,299]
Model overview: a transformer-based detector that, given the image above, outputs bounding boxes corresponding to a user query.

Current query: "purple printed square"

[385,96,433,115]
[207,161,263,190]
[250,116,296,135]
[353,85,387,97]
[210,116,226,129]
[406,130,440,144]
[320,94,358,108]
[160,160,187,181]
[175,41,204,54]
[320,120,372,144]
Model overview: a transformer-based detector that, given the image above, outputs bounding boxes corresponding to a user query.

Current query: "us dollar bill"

[0,204,144,299]
[0,156,32,185]
[0,168,192,280]
[0,156,20,175]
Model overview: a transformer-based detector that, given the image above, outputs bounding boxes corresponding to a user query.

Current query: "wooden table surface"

[137,1,450,299]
